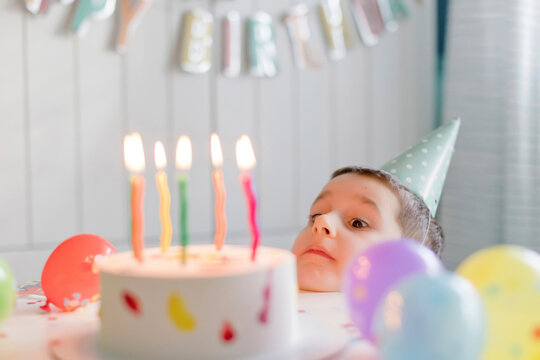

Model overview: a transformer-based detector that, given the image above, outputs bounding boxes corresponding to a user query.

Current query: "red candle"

[235,135,259,261]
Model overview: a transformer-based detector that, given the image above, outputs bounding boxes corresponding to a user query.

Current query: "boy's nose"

[312,212,338,238]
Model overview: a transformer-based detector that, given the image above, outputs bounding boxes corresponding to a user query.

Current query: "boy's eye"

[350,218,368,229]
[309,214,321,223]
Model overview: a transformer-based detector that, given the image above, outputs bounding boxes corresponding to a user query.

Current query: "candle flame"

[211,133,223,167]
[235,135,256,170]
[124,133,145,173]
[154,141,167,170]
[176,135,192,170]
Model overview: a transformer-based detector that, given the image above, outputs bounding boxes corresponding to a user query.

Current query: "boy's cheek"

[291,227,311,256]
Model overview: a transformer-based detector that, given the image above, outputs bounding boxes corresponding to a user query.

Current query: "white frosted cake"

[98,244,298,360]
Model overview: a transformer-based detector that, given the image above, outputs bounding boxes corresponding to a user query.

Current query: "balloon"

[41,234,115,311]
[0,258,16,323]
[456,245,540,360]
[373,272,486,360]
[342,239,443,340]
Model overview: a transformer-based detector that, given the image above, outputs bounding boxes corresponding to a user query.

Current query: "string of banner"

[25,0,415,76]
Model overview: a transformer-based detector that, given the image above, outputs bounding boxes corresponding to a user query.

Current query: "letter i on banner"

[72,0,117,37]
[248,12,279,78]
[222,11,242,77]
[180,9,214,74]
[318,0,353,61]
[283,4,323,70]
[349,0,385,46]
[116,0,153,54]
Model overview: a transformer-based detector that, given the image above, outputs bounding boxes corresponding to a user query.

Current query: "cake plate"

[50,315,349,360]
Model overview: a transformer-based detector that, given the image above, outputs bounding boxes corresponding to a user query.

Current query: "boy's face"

[292,173,402,292]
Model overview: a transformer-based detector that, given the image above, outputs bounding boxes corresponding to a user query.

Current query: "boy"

[292,119,460,292]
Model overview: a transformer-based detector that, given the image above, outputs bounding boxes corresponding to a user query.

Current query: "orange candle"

[130,176,145,262]
[124,133,146,262]
[211,133,227,250]
[155,141,172,253]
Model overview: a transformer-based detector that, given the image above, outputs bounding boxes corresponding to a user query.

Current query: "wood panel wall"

[0,0,435,281]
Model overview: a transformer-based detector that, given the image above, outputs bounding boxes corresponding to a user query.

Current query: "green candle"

[179,174,188,263]
[175,135,192,264]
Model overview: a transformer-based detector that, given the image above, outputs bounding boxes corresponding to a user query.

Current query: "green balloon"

[0,258,16,323]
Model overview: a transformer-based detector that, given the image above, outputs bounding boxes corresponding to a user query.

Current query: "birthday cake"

[98,244,298,360]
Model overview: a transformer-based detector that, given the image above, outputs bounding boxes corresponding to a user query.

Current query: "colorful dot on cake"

[168,293,196,331]
[122,291,142,315]
[221,321,236,343]
[258,282,272,324]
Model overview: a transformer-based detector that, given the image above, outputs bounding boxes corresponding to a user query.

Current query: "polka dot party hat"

[381,118,461,216]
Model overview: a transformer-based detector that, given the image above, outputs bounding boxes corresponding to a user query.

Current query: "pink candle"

[235,135,259,261]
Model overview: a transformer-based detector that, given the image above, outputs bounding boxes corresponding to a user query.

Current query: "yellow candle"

[155,141,172,253]
[211,133,227,250]
[124,133,146,262]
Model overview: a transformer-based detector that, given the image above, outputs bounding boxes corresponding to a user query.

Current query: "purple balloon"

[342,239,443,341]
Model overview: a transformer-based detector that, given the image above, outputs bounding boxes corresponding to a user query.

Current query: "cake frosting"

[98,244,298,359]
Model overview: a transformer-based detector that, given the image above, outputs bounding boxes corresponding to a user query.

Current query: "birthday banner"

[24,0,413,76]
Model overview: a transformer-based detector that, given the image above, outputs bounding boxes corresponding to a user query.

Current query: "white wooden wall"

[0,0,435,282]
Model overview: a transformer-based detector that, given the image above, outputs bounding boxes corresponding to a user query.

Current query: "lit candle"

[123,133,146,262]
[155,141,172,253]
[235,135,259,261]
[211,133,227,251]
[175,136,192,263]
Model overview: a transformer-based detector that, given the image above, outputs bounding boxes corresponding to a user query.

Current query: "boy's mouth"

[303,245,335,260]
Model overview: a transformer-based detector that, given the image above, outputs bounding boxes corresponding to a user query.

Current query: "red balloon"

[41,234,115,311]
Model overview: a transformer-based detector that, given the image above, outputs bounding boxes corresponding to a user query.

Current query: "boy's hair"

[331,166,444,256]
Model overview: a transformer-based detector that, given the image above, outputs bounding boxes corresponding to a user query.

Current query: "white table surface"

[0,283,379,359]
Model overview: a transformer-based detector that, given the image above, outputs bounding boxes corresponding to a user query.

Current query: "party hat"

[381,118,461,216]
